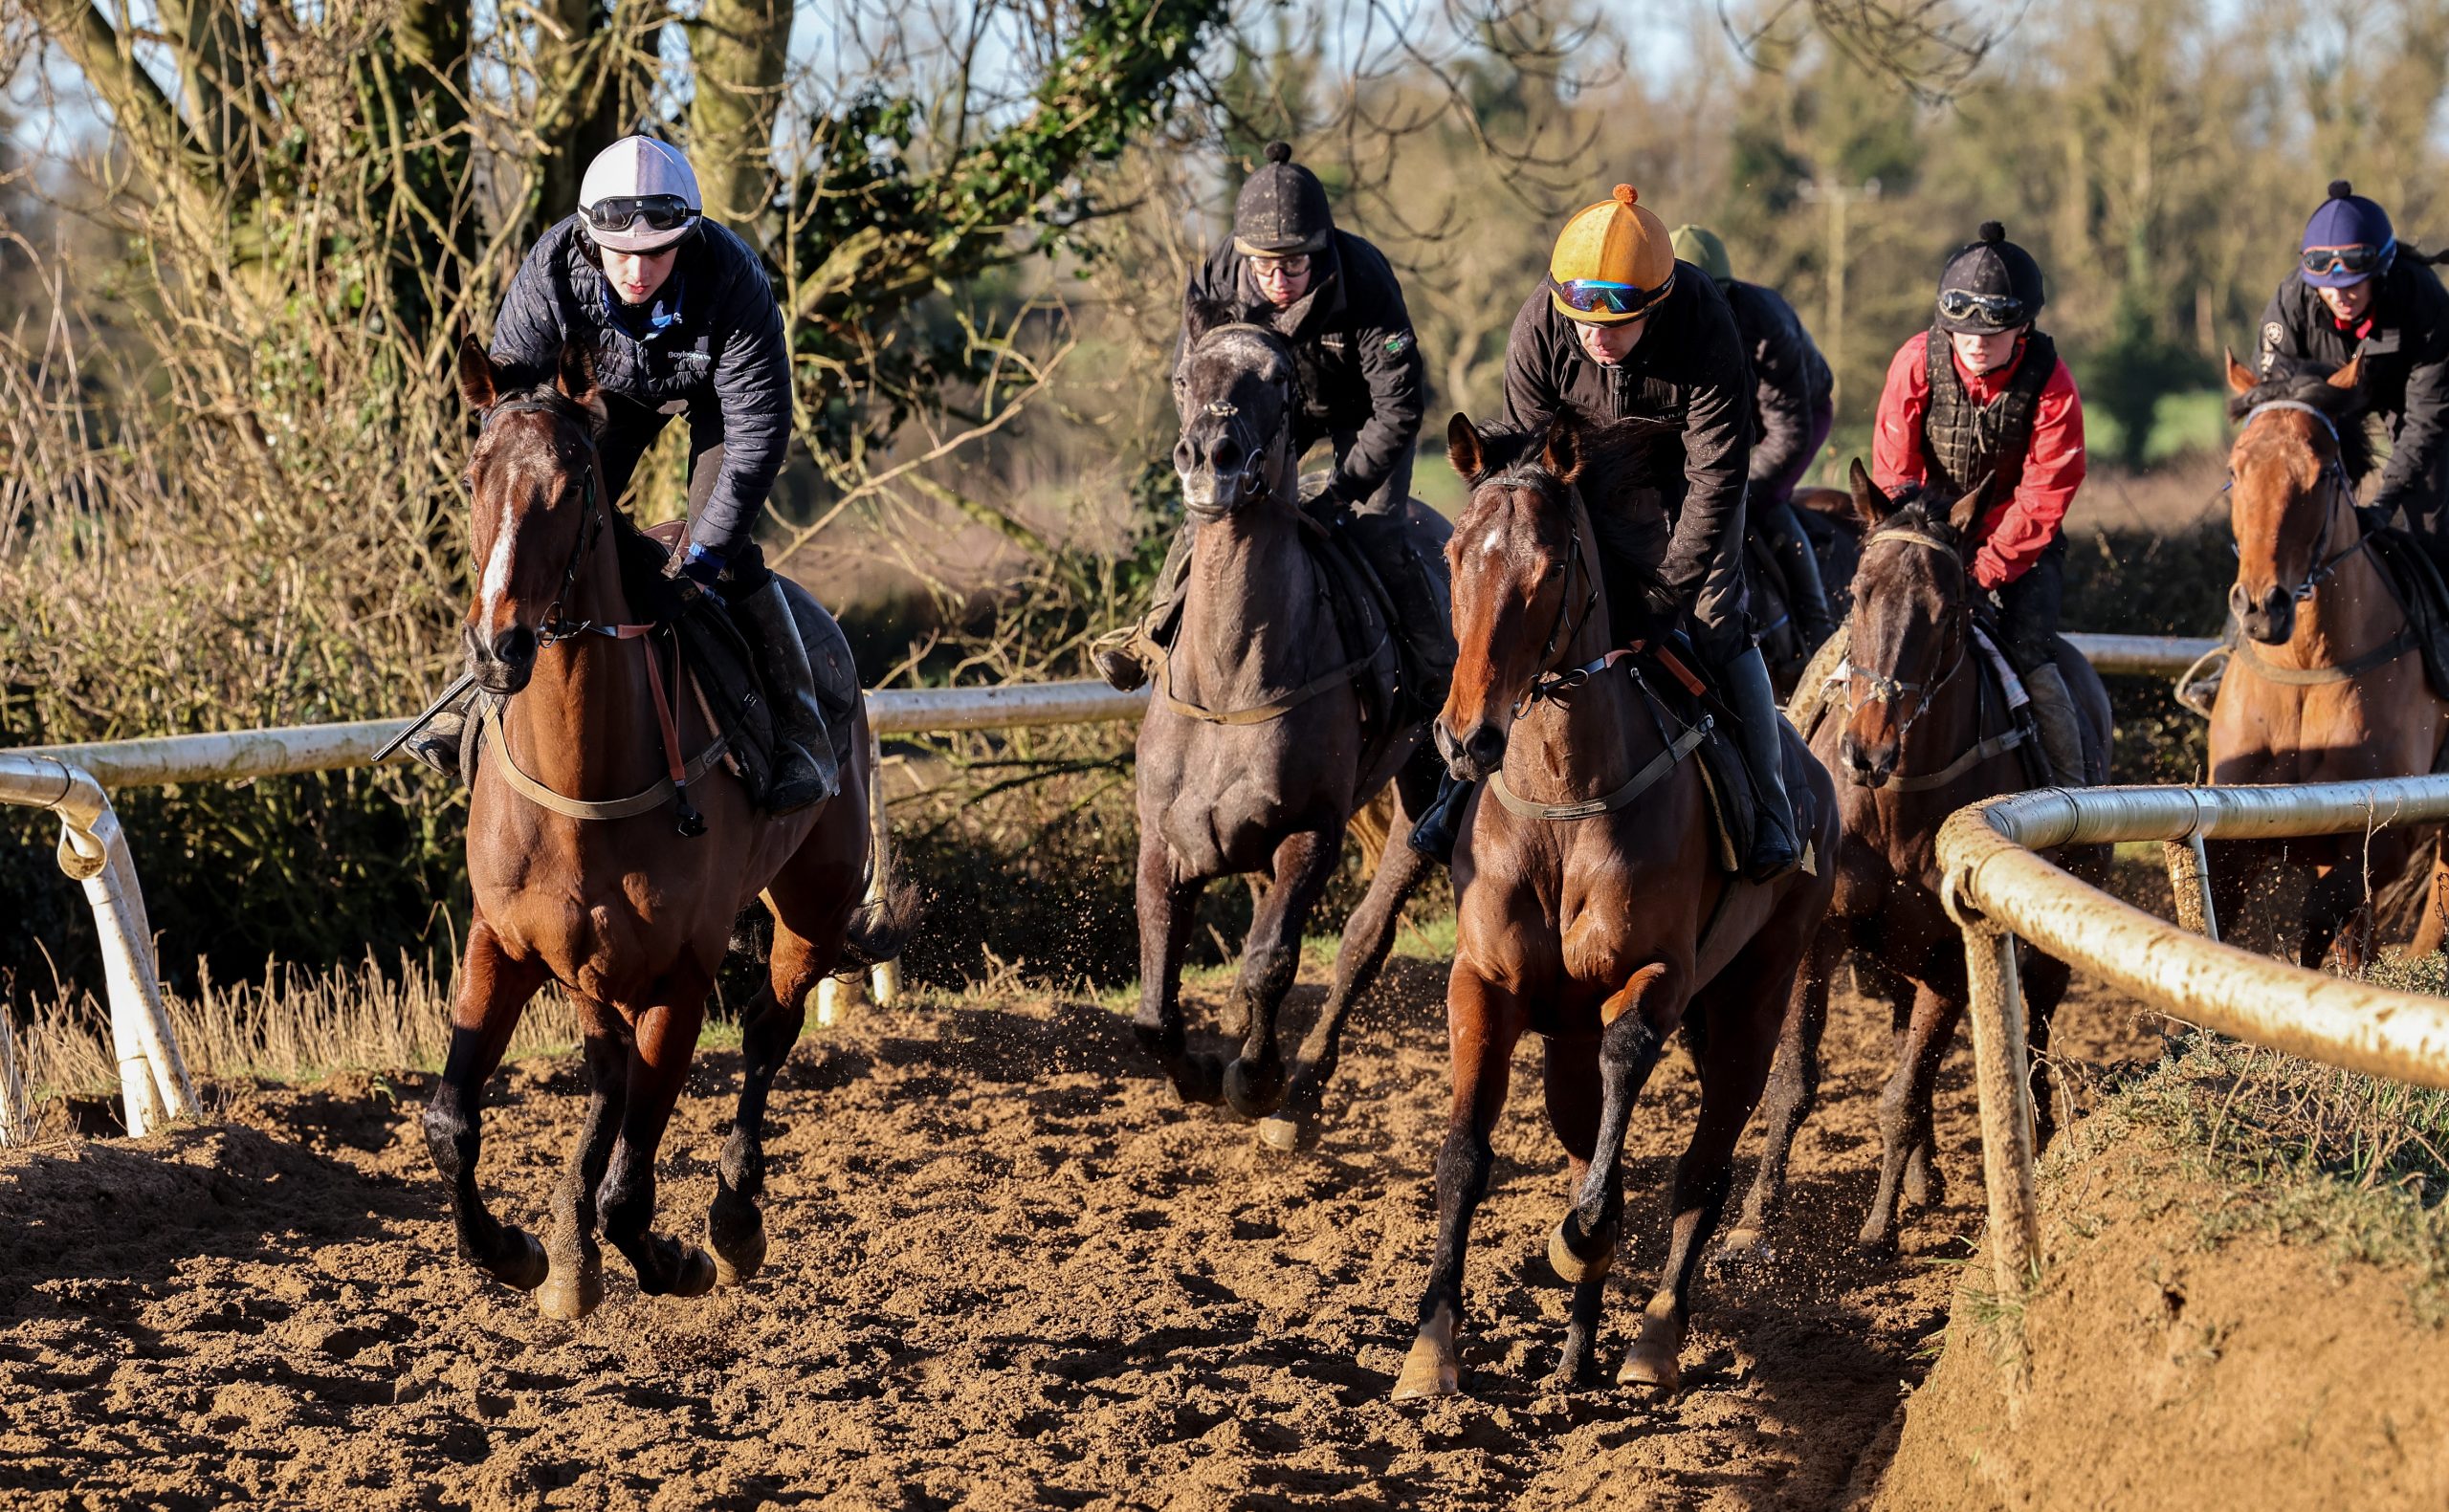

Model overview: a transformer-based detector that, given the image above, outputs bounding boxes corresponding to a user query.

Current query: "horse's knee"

[422,1094,474,1182]
[1434,1127,1494,1206]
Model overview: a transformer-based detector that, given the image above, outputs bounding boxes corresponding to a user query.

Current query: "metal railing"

[1936,777,2449,1298]
[0,682,1150,1142]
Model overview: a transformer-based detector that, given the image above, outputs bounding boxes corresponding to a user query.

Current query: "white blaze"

[478,493,516,631]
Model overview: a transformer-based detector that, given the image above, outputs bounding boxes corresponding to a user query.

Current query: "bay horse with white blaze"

[1394,412,1837,1398]
[427,339,915,1317]
[2208,351,2449,963]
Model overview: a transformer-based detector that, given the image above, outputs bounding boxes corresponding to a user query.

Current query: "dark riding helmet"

[1934,221,2045,335]
[1233,141,1335,257]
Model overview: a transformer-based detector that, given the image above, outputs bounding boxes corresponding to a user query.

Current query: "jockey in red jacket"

[1866,221,2090,786]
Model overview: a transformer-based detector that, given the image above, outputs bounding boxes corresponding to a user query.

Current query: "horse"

[1393,411,1838,1398]
[427,338,916,1317]
[1751,487,1864,692]
[1725,464,2111,1258]
[1129,297,1449,1151]
[2206,351,2449,965]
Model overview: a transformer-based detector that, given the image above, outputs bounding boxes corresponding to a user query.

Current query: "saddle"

[1601,627,1757,876]
[2358,525,2449,703]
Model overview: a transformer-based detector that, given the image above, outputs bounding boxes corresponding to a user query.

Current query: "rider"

[1670,224,1840,647]
[407,136,836,812]
[2257,180,2449,548]
[1868,221,2088,789]
[1411,183,1803,881]
[1091,141,1451,710]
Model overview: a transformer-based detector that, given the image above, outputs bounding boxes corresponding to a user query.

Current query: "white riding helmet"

[578,136,702,253]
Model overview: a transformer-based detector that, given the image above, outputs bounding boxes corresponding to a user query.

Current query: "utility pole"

[1799,177,1883,414]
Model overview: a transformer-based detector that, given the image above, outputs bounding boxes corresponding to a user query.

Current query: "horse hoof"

[494,1228,549,1292]
[1168,1054,1226,1107]
[1391,1336,1460,1401]
[537,1258,604,1321]
[671,1246,718,1299]
[1617,1312,1687,1392]
[1713,1227,1771,1272]
[708,1200,768,1287]
[712,1226,767,1289]
[1549,1216,1615,1285]
[1223,1058,1286,1119]
[1855,1221,1900,1259]
[1255,1114,1305,1153]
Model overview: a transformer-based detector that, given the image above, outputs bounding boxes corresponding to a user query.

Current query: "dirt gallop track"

[0,956,2151,1509]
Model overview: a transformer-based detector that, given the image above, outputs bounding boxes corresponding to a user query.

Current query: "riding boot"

[1723,645,1803,881]
[1766,513,1839,648]
[1346,511,1456,713]
[2021,660,2091,787]
[402,688,477,781]
[1407,773,1475,865]
[1091,520,1202,691]
[738,578,841,813]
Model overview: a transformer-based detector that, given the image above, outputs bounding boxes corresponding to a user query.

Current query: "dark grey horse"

[1131,297,1448,1150]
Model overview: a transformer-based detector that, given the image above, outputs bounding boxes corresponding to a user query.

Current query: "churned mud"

[0,955,2157,1510]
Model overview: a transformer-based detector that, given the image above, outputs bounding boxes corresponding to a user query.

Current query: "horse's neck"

[2284,492,2398,669]
[1178,508,1327,691]
[499,548,662,800]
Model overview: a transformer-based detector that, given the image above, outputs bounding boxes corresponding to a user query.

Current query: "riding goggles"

[1551,273,1673,320]
[1249,252,1312,278]
[2301,241,2393,277]
[1936,289,2028,328]
[584,194,698,237]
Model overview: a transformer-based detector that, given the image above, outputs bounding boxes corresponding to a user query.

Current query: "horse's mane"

[2227,371,2373,477]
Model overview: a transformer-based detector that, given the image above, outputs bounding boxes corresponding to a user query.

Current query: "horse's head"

[454,336,609,695]
[1171,296,1297,519]
[1837,461,1988,787]
[1435,412,1595,780]
[2222,350,2366,645]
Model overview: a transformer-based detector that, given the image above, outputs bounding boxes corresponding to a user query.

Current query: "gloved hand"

[2368,491,2408,533]
[1299,478,1353,528]
[1639,581,1685,625]
[664,540,729,604]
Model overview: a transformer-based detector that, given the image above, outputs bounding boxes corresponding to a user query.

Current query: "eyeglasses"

[1553,274,1672,319]
[1937,289,2028,327]
[1249,253,1312,278]
[584,194,697,236]
[2302,243,2391,276]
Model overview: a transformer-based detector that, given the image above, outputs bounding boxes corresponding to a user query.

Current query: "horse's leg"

[1224,826,1341,1119]
[2018,944,2075,1155]
[2205,838,2261,956]
[1549,963,1682,1390]
[538,1021,626,1320]
[1623,957,1788,1393]
[422,917,551,1290]
[1724,922,1841,1258]
[2414,841,2449,959]
[1541,1032,1604,1389]
[1860,977,1964,1254]
[1852,953,1943,1206]
[1132,830,1221,1105]
[709,919,829,1287]
[1392,965,1524,1401]
[1261,791,1435,1150]
[2302,857,2372,971]
[598,975,718,1298]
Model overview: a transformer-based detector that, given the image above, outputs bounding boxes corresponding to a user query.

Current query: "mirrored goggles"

[2301,242,2391,277]
[1552,274,1671,319]
[584,194,697,236]
[1936,289,2028,327]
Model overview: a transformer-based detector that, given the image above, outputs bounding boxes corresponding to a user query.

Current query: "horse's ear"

[1541,414,1583,484]
[1847,458,1892,528]
[1182,294,1231,346]
[1950,471,1995,539]
[556,341,607,430]
[457,335,496,411]
[2329,352,2365,392]
[2224,345,2256,396]
[1446,412,1485,482]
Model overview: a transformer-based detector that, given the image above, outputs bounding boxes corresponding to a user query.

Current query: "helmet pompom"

[1264,140,1293,165]
[1613,184,1639,208]
[2329,179,2354,200]
[1978,220,2005,244]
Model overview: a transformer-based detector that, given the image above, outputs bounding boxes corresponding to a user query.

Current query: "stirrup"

[403,710,468,780]
[1090,625,1156,692]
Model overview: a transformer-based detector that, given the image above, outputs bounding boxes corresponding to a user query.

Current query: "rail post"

[1949,882,2043,1298]
[866,722,899,1006]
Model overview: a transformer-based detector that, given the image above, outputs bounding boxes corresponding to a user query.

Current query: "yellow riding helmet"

[1549,184,1676,324]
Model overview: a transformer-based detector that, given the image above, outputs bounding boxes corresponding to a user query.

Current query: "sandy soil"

[0,957,2160,1510]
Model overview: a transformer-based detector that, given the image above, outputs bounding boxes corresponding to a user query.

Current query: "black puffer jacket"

[2257,258,2449,517]
[1181,230,1424,505]
[491,215,791,558]
[1723,279,1832,489]
[1498,267,1754,605]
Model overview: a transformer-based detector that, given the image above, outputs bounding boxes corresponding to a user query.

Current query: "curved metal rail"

[1935,776,2449,1296]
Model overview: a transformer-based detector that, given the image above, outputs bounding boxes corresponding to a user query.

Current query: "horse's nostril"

[1466,728,1506,768]
[494,626,537,665]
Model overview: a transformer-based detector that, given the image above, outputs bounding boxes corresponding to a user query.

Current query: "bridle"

[1178,322,1295,518]
[1474,470,1604,719]
[1842,528,1971,745]
[479,396,614,645]
[2234,398,2363,604]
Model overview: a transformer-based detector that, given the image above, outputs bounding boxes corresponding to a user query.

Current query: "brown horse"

[427,339,915,1316]
[1393,412,1837,1398]
[2208,352,2449,963]
[1753,488,1863,692]
[1131,299,1447,1150]
[1726,465,2110,1257]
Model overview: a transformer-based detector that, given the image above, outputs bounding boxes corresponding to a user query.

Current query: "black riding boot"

[1765,510,1839,649]
[739,579,841,813]
[1091,520,1201,691]
[1407,773,1475,865]
[1723,645,1802,881]
[1347,511,1456,712]
[402,688,477,780]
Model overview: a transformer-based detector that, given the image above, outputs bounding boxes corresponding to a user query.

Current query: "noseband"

[2236,398,2362,604]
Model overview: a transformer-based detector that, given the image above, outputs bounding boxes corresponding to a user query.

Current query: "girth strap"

[1489,720,1710,821]
[480,704,730,821]
[1158,632,1391,726]
[1879,726,2026,793]
[2230,625,2417,686]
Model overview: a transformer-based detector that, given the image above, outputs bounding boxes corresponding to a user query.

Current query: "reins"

[473,395,725,836]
